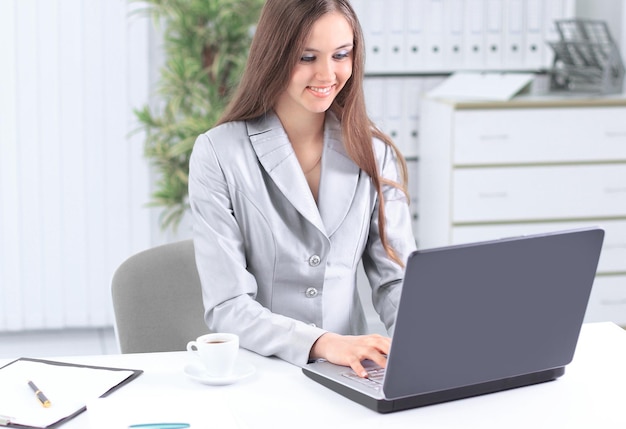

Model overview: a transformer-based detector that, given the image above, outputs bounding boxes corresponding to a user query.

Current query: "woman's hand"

[309,332,391,378]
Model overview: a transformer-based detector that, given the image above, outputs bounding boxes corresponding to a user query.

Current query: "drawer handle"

[604,187,626,194]
[603,244,626,249]
[478,192,508,199]
[605,131,626,138]
[599,298,626,306]
[479,134,509,141]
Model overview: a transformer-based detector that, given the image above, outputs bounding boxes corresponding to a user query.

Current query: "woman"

[188,0,416,378]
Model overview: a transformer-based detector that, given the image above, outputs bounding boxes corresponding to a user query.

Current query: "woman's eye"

[300,54,316,63]
[334,50,351,60]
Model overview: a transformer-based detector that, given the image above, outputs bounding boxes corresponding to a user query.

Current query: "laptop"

[302,227,604,413]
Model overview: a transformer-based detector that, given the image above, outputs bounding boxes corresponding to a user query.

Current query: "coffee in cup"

[186,333,239,377]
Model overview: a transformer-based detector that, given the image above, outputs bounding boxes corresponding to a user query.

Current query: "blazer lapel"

[318,113,360,237]
[247,112,326,235]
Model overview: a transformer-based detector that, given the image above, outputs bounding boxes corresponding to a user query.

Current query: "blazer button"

[309,255,321,267]
[305,287,318,298]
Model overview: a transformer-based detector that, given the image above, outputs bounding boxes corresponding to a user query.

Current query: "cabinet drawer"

[451,220,626,274]
[453,107,626,165]
[584,275,626,326]
[452,164,626,222]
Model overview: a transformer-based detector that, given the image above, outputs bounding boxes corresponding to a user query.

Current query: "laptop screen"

[383,228,604,399]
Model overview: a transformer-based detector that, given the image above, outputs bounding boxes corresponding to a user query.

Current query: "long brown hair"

[218,0,409,266]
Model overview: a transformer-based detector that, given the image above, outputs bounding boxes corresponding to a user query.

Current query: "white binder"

[424,0,445,71]
[485,0,504,69]
[363,77,386,134]
[403,77,423,158]
[350,0,368,58]
[406,158,419,237]
[387,0,406,72]
[503,0,524,69]
[523,0,545,69]
[464,0,486,70]
[384,78,404,151]
[406,159,419,203]
[444,0,465,69]
[356,0,386,73]
[405,0,426,71]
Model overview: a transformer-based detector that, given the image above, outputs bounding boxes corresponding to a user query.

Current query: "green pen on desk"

[128,424,190,429]
[27,380,51,408]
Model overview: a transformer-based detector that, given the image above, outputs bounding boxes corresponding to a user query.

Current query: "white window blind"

[0,0,153,331]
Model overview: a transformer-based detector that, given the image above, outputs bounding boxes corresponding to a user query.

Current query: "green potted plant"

[134,0,264,230]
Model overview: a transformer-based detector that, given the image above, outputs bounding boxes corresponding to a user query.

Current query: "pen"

[128,424,190,429]
[27,380,51,408]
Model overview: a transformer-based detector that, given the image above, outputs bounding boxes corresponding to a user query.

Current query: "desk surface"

[3,322,626,429]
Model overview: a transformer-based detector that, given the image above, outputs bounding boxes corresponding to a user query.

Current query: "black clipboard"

[0,357,143,429]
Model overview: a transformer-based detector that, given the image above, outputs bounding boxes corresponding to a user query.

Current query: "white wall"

[0,0,153,331]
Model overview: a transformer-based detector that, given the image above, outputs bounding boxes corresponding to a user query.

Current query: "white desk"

[3,322,626,429]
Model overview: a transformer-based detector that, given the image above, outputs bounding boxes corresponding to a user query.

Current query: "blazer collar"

[246,111,359,237]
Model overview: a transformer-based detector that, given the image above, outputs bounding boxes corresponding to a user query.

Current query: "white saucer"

[184,360,255,386]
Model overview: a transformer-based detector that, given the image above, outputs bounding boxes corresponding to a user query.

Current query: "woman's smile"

[307,85,335,97]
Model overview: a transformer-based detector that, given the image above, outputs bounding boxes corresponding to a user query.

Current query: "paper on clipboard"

[427,72,535,101]
[0,358,142,429]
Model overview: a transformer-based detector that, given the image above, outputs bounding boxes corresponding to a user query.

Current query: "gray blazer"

[188,111,416,366]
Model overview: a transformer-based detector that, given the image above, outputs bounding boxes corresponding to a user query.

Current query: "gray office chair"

[111,239,209,353]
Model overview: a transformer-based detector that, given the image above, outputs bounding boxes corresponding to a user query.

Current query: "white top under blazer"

[188,111,416,366]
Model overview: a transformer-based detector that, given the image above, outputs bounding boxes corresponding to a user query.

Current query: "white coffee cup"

[186,333,239,377]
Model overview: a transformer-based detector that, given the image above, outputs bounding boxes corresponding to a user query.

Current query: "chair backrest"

[111,239,209,353]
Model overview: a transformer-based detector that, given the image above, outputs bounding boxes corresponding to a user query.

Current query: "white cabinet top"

[430,94,626,109]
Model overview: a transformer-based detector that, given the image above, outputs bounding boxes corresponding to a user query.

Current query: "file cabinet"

[418,96,626,326]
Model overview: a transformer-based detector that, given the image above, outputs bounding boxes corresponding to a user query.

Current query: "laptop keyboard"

[341,367,385,391]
